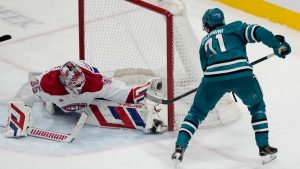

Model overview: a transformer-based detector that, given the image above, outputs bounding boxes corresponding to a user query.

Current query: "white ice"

[0,0,300,169]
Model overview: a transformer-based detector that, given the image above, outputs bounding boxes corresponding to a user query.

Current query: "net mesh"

[80,0,240,130]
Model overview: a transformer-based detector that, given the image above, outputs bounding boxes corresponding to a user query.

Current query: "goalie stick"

[145,53,275,104]
[27,112,87,143]
[1,112,87,143]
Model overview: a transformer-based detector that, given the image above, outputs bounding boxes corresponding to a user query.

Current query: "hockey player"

[5,60,167,139]
[171,8,291,165]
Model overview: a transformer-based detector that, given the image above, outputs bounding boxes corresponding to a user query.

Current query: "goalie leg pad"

[5,101,32,137]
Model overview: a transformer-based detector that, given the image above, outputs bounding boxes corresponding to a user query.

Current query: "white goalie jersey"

[6,60,166,139]
[27,60,143,112]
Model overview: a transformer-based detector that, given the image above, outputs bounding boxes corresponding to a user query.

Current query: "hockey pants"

[176,75,269,148]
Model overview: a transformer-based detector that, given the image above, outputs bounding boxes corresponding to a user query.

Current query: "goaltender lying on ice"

[4,60,167,142]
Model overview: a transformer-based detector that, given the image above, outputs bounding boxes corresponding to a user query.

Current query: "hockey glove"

[273,35,291,59]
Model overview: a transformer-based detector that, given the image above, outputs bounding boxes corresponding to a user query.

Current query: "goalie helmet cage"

[78,0,240,131]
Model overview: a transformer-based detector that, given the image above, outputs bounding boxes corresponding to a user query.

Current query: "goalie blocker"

[5,101,32,137]
[5,101,88,142]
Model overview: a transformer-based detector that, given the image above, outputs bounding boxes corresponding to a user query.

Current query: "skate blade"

[262,154,277,165]
[173,159,180,168]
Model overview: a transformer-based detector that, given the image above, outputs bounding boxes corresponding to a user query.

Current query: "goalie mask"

[59,61,86,95]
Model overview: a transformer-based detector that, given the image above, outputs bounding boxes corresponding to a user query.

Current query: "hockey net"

[78,0,240,131]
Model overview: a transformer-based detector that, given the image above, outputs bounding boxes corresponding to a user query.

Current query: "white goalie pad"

[84,99,167,133]
[85,99,147,130]
[5,101,32,137]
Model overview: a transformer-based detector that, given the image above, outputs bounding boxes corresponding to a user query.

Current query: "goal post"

[78,0,240,131]
[127,0,176,131]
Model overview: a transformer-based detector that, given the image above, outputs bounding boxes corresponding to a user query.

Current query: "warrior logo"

[62,103,87,112]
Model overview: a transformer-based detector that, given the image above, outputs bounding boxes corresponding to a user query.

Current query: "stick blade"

[0,35,12,42]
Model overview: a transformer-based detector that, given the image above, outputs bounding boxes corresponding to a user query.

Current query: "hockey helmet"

[59,61,86,95]
[202,8,225,32]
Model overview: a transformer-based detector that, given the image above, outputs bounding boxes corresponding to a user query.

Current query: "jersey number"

[204,34,226,54]
[30,78,41,94]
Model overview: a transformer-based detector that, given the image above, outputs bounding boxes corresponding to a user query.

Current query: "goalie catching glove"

[5,101,32,137]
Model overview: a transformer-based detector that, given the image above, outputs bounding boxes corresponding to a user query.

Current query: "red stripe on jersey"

[89,104,135,129]
[80,67,103,93]
[40,66,104,95]
[40,70,68,95]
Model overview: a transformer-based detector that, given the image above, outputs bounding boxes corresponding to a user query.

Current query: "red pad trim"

[10,103,26,129]
[89,104,135,129]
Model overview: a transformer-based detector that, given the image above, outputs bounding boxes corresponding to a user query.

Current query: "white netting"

[80,0,240,130]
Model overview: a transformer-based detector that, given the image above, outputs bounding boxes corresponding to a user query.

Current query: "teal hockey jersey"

[199,21,281,82]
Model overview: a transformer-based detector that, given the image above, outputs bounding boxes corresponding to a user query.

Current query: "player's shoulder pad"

[226,21,245,29]
[40,70,68,95]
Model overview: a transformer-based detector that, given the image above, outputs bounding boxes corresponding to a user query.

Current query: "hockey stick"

[145,53,275,104]
[0,35,12,42]
[27,112,87,143]
[1,112,87,143]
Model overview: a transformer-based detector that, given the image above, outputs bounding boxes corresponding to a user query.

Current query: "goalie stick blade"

[27,112,87,143]
[1,111,87,143]
[27,127,75,143]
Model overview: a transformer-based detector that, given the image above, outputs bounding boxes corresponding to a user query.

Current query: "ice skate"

[171,145,186,168]
[259,145,278,164]
[142,95,167,134]
[151,119,167,133]
[143,117,167,134]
